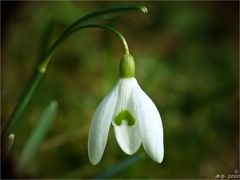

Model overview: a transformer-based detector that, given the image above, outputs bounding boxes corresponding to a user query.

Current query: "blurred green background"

[1,1,239,179]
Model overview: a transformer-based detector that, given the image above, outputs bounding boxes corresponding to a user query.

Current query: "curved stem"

[2,5,147,138]
[38,5,147,73]
[71,24,129,55]
[65,5,147,35]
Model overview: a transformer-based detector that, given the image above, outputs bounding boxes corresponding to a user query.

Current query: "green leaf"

[2,5,147,138]
[37,19,55,62]
[19,100,58,169]
[101,5,148,19]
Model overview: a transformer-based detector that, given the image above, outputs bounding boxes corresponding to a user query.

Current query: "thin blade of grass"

[19,100,58,169]
[2,133,15,160]
[37,19,55,62]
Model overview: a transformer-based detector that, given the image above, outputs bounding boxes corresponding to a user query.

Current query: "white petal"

[113,121,141,155]
[133,79,164,163]
[113,78,141,155]
[88,81,119,165]
[114,78,134,112]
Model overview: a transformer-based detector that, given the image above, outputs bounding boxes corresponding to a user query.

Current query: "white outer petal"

[88,81,119,165]
[133,79,164,163]
[113,78,141,155]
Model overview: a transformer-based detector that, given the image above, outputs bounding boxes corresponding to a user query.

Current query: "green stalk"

[2,5,147,138]
[70,24,130,54]
[38,5,147,72]
[2,71,43,138]
[37,19,55,62]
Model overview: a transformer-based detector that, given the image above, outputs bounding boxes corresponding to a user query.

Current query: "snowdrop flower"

[88,54,164,165]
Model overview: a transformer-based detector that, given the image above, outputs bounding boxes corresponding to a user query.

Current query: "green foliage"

[19,101,58,169]
[2,5,145,138]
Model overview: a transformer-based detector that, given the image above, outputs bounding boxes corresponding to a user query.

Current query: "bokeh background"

[1,1,239,179]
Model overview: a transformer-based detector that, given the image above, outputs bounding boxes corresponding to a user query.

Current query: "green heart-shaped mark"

[114,110,135,126]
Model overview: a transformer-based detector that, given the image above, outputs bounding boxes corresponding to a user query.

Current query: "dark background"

[1,1,239,179]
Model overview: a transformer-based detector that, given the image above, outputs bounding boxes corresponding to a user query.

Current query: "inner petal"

[113,79,135,123]
[113,118,141,155]
[112,79,141,155]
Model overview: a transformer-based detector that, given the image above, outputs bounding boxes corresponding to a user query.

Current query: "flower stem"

[2,5,147,138]
[38,5,146,72]
[71,24,129,55]
[2,71,43,139]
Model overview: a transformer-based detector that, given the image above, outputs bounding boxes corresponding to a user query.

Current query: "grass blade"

[2,133,15,160]
[37,19,55,62]
[19,100,58,169]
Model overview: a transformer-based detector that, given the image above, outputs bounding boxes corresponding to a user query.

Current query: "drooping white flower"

[88,54,164,165]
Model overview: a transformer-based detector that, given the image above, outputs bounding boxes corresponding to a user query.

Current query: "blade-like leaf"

[19,100,58,169]
[2,133,15,160]
[37,19,55,62]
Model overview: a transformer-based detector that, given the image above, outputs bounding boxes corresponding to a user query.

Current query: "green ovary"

[114,110,135,126]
